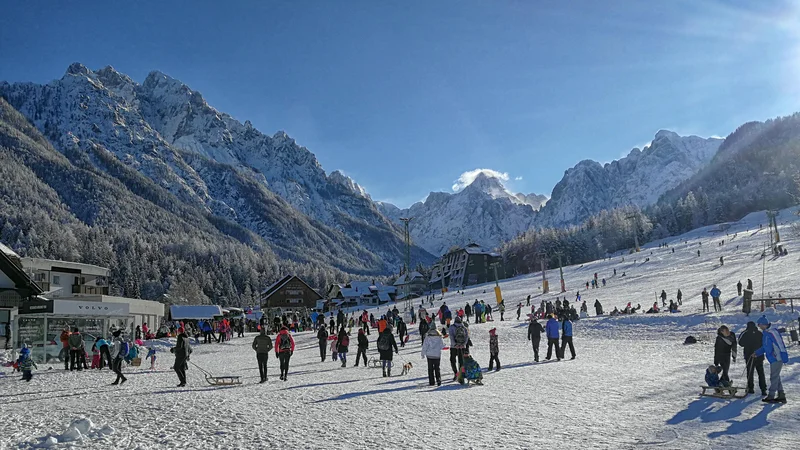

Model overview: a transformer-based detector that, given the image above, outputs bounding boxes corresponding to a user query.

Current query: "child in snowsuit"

[488,328,500,371]
[18,347,37,381]
[330,336,339,362]
[458,353,483,385]
[705,365,729,393]
[146,347,157,370]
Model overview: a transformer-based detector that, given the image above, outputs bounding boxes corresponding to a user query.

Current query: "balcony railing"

[71,285,109,295]
[34,281,51,292]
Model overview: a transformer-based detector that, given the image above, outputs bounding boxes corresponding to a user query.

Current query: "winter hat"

[756,315,770,326]
[21,347,30,355]
[707,365,717,373]
[112,329,122,338]
[454,316,462,324]
[178,327,185,334]
[489,328,496,336]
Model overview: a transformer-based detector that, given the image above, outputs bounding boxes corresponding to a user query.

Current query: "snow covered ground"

[2,207,799,449]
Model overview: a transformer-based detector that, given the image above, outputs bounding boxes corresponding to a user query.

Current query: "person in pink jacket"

[275,327,295,381]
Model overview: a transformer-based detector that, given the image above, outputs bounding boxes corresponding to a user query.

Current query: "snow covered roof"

[463,246,500,257]
[169,305,223,320]
[394,271,425,286]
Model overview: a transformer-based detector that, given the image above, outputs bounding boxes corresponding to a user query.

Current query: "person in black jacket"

[317,325,328,362]
[397,319,408,348]
[593,299,603,316]
[355,328,369,367]
[738,321,767,395]
[527,319,544,362]
[172,328,190,387]
[714,325,737,384]
[419,319,429,345]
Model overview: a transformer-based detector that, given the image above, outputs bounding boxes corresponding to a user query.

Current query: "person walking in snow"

[397,318,408,347]
[317,324,329,362]
[110,330,129,386]
[737,280,743,297]
[676,289,683,306]
[377,326,398,377]
[516,303,522,321]
[714,325,737,385]
[560,318,576,360]
[710,285,722,312]
[526,294,531,307]
[420,328,444,386]
[17,345,37,381]
[171,327,190,387]
[527,318,544,362]
[594,299,603,316]
[754,316,789,403]
[499,302,505,321]
[275,326,295,381]
[660,290,667,308]
[337,327,350,368]
[487,328,500,371]
[738,321,767,396]
[448,316,469,380]
[701,288,710,312]
[545,315,561,361]
[355,328,369,367]
[419,318,429,345]
[252,328,273,383]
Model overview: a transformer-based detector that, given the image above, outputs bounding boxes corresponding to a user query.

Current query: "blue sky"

[2,1,799,207]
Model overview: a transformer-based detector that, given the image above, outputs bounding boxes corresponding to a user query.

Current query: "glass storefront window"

[17,317,46,364]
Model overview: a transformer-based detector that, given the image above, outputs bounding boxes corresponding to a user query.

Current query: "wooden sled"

[130,357,142,367]
[699,385,745,399]
[205,375,242,386]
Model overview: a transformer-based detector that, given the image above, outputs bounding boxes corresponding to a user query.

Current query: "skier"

[738,321,767,396]
[714,325,737,385]
[560,318,576,360]
[317,324,328,362]
[701,288,710,312]
[710,285,722,312]
[448,316,469,380]
[420,328,444,386]
[252,327,273,383]
[527,318,544,361]
[355,328,369,367]
[754,315,788,403]
[545,315,561,361]
[676,289,683,306]
[660,290,667,307]
[337,327,349,368]
[737,280,743,297]
[275,326,295,381]
[377,325,398,377]
[110,330,129,386]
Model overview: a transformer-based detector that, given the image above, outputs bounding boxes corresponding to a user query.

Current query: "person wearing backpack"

[337,327,350,368]
[377,326,398,377]
[275,326,295,381]
[420,328,444,386]
[252,328,273,383]
[448,316,469,381]
[317,324,329,362]
[109,330,128,385]
[355,328,369,367]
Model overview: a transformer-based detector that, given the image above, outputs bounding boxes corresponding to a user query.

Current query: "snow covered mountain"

[378,172,542,255]
[0,63,434,273]
[536,130,723,227]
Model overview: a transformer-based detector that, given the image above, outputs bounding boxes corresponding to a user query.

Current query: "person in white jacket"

[421,328,445,386]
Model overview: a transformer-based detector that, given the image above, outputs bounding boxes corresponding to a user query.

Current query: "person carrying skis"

[487,328,500,371]
[738,321,767,396]
[355,328,369,367]
[545,315,561,361]
[754,315,789,403]
[448,316,469,380]
[560,318,575,360]
[275,326,295,381]
[714,325,736,385]
[317,324,329,362]
[377,326,398,377]
[420,328,444,386]
[252,328,273,383]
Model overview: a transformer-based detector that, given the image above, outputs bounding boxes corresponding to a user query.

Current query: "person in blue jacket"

[560,318,575,360]
[754,315,789,403]
[710,285,722,312]
[545,315,561,361]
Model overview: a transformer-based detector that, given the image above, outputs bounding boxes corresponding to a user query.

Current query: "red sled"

[404,335,410,343]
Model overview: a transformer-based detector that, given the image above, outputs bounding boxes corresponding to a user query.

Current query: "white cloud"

[452,168,509,192]
[514,176,523,181]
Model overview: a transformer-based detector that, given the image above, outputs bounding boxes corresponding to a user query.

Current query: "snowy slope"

[379,172,542,255]
[3,208,797,449]
[538,130,723,227]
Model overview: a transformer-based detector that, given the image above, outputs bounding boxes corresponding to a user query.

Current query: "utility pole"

[626,213,641,252]
[399,217,413,311]
[538,252,549,294]
[557,252,566,293]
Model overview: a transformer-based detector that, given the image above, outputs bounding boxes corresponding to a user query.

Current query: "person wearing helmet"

[18,345,37,381]
[754,316,789,403]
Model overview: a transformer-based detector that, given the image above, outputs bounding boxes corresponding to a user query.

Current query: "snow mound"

[28,417,114,448]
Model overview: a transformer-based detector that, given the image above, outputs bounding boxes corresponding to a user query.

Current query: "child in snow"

[17,346,37,381]
[458,353,483,385]
[146,347,157,370]
[705,365,729,392]
[91,346,101,369]
[488,328,500,371]
[330,336,339,361]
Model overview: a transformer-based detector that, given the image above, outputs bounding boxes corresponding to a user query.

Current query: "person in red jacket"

[59,327,71,370]
[275,326,295,381]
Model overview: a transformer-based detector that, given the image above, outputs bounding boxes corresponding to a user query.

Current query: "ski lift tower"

[766,210,781,249]
[538,251,549,294]
[399,217,413,311]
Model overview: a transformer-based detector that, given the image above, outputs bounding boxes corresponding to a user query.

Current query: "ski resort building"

[429,243,506,290]
[0,243,44,347]
[393,271,427,297]
[260,275,323,309]
[326,281,397,308]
